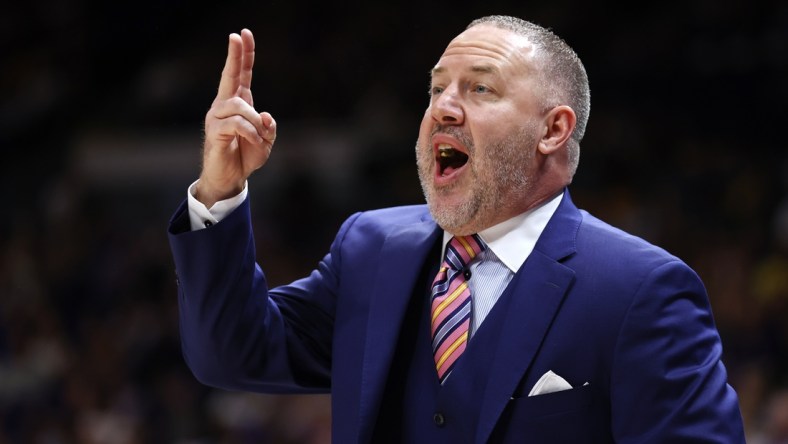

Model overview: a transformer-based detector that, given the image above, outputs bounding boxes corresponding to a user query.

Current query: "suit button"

[433,412,445,427]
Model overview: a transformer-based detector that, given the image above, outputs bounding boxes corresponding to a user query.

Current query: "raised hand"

[196,29,277,208]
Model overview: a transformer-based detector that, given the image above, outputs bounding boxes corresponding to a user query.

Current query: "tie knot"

[445,234,486,271]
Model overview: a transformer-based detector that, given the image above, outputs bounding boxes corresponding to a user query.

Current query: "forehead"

[433,25,537,76]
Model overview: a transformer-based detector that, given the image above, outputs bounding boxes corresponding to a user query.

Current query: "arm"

[169,198,360,393]
[169,29,337,393]
[610,260,745,443]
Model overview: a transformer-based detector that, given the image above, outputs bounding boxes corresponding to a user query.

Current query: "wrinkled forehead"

[435,25,538,73]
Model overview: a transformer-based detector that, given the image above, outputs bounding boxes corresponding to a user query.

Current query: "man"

[168,15,745,443]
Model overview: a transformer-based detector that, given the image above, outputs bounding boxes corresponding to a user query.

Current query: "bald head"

[467,16,590,177]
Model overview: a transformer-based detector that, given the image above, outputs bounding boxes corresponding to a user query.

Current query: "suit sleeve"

[167,197,360,394]
[610,260,745,443]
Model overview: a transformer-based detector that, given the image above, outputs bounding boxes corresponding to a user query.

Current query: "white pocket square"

[528,370,573,397]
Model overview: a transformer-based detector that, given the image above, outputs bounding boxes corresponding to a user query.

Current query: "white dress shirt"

[186,181,563,335]
[187,180,248,231]
[441,193,563,335]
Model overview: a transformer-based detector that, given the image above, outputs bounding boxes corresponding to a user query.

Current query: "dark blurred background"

[1,0,787,442]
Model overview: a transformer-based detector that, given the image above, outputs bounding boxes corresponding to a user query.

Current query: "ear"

[538,105,576,155]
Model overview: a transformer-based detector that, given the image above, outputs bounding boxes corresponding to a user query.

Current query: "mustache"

[431,124,474,152]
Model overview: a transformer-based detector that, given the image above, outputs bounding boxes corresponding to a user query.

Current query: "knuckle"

[229,115,248,126]
[229,96,247,107]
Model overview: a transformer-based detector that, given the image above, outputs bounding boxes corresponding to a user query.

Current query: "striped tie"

[430,234,486,384]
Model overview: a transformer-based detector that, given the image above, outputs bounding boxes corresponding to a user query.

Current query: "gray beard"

[416,123,537,234]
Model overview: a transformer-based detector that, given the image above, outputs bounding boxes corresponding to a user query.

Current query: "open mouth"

[437,144,469,176]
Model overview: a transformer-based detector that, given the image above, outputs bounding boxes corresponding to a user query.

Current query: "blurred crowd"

[1,0,787,442]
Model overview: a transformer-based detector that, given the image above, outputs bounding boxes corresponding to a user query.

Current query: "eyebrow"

[430,64,499,77]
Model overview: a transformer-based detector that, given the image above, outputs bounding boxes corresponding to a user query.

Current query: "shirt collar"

[442,191,564,273]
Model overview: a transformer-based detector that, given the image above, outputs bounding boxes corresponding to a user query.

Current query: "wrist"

[194,179,243,208]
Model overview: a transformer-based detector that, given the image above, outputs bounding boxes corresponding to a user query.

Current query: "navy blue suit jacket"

[168,189,744,443]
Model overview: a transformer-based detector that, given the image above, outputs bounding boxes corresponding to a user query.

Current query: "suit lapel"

[475,190,583,443]
[357,216,441,443]
[474,252,575,442]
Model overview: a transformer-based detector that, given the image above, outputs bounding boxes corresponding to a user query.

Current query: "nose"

[431,86,464,125]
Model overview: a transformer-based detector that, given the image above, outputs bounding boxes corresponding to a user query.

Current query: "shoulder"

[548,191,682,273]
[569,209,698,296]
[326,204,439,274]
[332,204,435,248]
[575,210,679,267]
[355,204,433,224]
[341,204,433,235]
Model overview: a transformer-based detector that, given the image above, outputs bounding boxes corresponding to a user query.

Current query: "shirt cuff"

[186,180,248,231]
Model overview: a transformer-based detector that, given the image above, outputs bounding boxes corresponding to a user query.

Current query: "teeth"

[438,144,456,158]
[435,143,469,176]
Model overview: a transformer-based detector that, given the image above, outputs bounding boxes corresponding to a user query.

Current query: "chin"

[427,197,479,235]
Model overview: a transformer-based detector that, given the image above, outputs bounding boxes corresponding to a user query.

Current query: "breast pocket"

[514,384,592,418]
[491,385,603,444]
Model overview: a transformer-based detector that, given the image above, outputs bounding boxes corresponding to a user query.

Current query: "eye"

[430,85,444,96]
[473,84,491,94]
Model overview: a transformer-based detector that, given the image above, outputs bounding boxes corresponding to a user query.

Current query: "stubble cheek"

[415,138,431,173]
[418,107,434,145]
[415,138,435,203]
